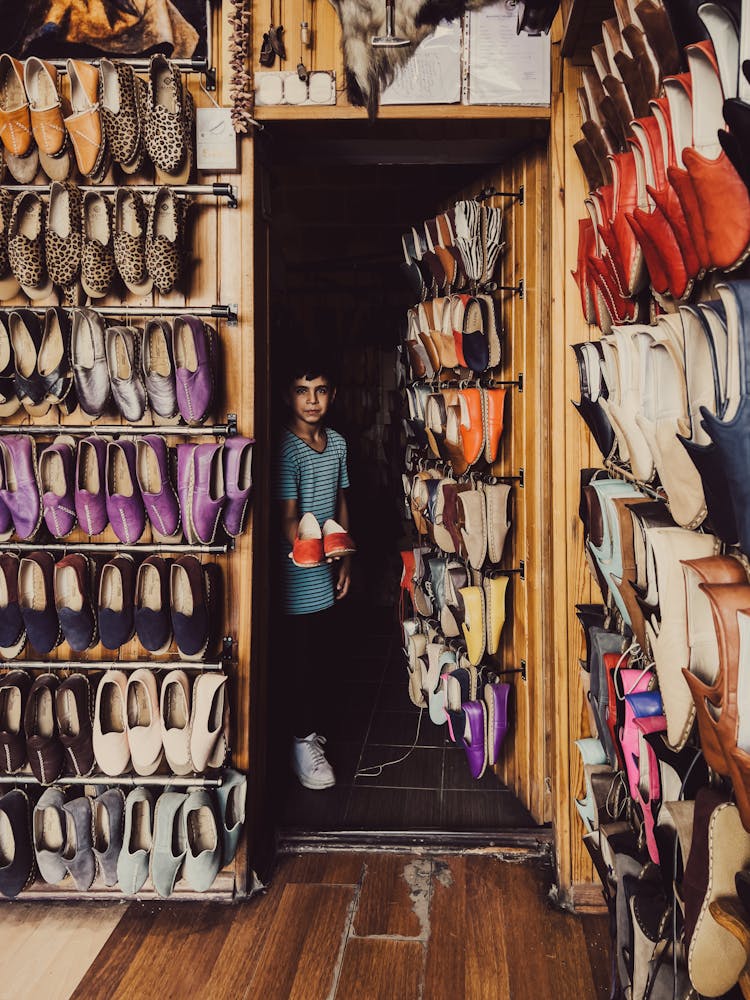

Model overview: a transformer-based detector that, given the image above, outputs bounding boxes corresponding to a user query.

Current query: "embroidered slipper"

[291,512,324,567]
[321,518,356,559]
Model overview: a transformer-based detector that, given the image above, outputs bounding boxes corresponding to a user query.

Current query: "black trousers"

[285,605,339,739]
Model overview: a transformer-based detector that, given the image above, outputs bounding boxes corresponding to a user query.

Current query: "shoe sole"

[297,774,336,789]
[324,546,356,559]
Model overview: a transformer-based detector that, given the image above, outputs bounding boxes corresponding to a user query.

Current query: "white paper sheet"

[465,2,550,105]
[381,20,462,105]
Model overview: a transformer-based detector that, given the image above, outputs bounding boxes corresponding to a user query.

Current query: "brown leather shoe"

[65,60,108,182]
[23,57,71,182]
[0,55,38,183]
[56,673,95,777]
[24,673,64,784]
[0,669,30,773]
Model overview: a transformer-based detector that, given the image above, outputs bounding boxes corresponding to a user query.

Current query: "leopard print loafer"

[114,187,152,297]
[0,189,19,300]
[45,181,83,296]
[100,60,147,176]
[146,187,189,295]
[144,54,194,185]
[81,191,116,299]
[8,191,53,301]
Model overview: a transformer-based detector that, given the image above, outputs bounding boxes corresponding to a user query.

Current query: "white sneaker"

[291,733,336,789]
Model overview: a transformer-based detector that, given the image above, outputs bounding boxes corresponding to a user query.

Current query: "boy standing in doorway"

[274,357,354,789]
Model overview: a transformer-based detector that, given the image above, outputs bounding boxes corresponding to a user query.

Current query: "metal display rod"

[1,659,226,673]
[2,183,238,208]
[0,541,231,554]
[0,417,237,438]
[0,305,238,323]
[0,773,223,787]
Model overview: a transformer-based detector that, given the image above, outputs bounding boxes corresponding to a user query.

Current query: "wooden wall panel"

[0,2,255,899]
[548,21,600,900]
[447,140,552,824]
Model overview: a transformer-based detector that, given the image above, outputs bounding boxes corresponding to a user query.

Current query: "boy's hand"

[335,556,351,600]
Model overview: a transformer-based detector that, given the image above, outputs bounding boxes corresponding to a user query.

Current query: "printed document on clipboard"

[464,2,550,105]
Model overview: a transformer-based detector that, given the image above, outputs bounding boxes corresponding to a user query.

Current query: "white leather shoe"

[93,669,130,776]
[160,669,193,775]
[126,668,163,776]
[189,673,227,772]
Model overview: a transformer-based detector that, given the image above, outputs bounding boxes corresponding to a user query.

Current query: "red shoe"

[322,519,356,559]
[597,151,646,297]
[291,513,324,567]
[659,71,712,273]
[571,217,597,324]
[482,387,507,464]
[682,42,750,270]
[457,388,484,467]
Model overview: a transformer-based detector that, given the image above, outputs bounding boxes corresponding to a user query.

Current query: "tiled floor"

[278,603,539,833]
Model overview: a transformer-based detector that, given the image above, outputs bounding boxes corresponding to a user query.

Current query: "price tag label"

[196,108,238,171]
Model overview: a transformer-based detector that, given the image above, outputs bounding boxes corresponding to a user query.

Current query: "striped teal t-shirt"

[274,427,350,615]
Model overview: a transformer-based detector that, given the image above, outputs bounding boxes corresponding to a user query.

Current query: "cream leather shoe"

[189,673,227,772]
[160,669,192,775]
[126,668,163,777]
[93,669,130,777]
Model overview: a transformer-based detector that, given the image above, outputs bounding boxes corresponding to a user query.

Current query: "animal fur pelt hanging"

[328,0,492,117]
[0,0,203,58]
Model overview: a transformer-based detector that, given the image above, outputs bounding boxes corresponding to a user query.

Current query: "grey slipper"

[150,791,187,898]
[117,787,154,896]
[33,786,67,884]
[92,788,125,887]
[182,789,221,892]
[215,769,246,867]
[61,795,96,891]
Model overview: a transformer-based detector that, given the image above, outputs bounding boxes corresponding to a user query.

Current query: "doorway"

[256,120,550,843]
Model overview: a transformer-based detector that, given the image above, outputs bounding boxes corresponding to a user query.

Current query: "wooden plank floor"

[6,853,610,1000]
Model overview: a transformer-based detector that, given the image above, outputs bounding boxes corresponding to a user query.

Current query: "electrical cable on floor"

[355,707,424,778]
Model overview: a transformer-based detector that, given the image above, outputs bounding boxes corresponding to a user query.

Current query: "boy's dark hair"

[285,350,338,389]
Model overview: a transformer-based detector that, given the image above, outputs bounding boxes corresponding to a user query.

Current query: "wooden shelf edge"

[254,103,552,121]
[1,868,238,903]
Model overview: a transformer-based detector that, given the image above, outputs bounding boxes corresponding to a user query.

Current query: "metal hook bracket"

[494,661,527,681]
[496,279,524,298]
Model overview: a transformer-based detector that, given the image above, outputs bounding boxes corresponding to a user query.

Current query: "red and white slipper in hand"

[291,513,324,567]
[322,519,356,559]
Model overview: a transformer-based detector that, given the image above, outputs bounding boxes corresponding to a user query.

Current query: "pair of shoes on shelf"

[3,184,190,301]
[0,308,76,417]
[71,311,215,425]
[107,553,220,659]
[30,775,245,897]
[119,778,241,898]
[93,668,228,777]
[0,671,93,782]
[408,475,512,568]
[406,294,500,379]
[444,680,510,780]
[24,432,252,544]
[291,512,356,567]
[0,551,221,660]
[176,437,255,544]
[400,203,504,300]
[0,53,193,184]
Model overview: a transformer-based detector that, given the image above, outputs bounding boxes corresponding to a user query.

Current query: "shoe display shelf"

[398,180,545,786]
[551,2,750,994]
[0,3,255,902]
